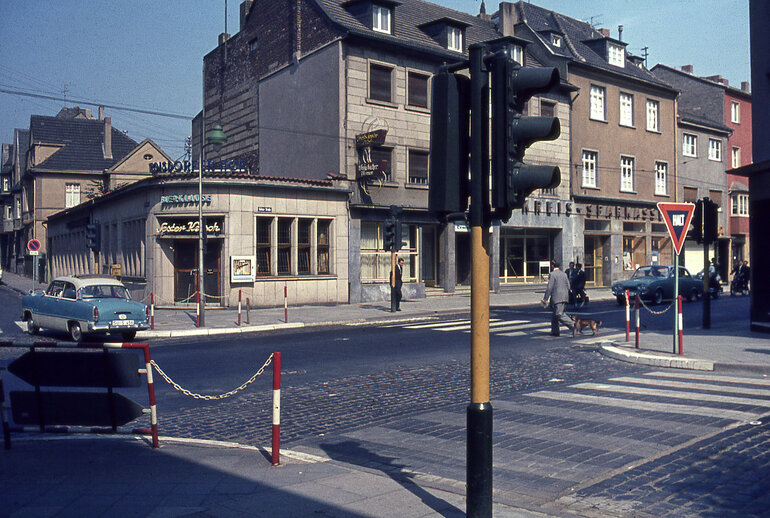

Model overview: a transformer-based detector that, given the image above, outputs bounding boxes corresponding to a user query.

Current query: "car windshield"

[632,266,670,279]
[79,285,130,299]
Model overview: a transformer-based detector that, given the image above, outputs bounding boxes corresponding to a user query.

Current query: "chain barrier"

[151,353,274,400]
[141,291,209,305]
[638,296,675,315]
[201,291,229,300]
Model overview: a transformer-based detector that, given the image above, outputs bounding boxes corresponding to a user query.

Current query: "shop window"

[256,217,271,276]
[651,237,672,265]
[361,221,419,283]
[623,235,645,271]
[318,220,330,274]
[298,219,312,274]
[277,218,292,275]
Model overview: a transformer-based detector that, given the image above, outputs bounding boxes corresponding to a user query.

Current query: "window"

[550,34,561,47]
[620,156,635,192]
[2,177,8,192]
[683,187,698,203]
[372,5,391,34]
[317,220,330,274]
[646,99,659,132]
[619,93,634,127]
[708,138,722,162]
[682,133,697,157]
[369,63,393,103]
[361,221,417,282]
[15,197,21,218]
[732,147,741,169]
[581,150,598,188]
[298,219,312,274]
[408,149,429,185]
[370,146,392,182]
[589,85,606,121]
[447,26,462,52]
[731,101,740,123]
[277,218,292,275]
[407,71,429,109]
[732,193,749,216]
[256,217,271,276]
[65,183,80,208]
[5,205,11,220]
[655,161,668,196]
[540,100,555,117]
[608,43,624,67]
[512,45,524,65]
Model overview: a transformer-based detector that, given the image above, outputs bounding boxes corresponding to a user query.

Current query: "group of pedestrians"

[541,259,589,337]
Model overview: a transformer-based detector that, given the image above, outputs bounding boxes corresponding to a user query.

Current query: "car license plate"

[111,320,134,327]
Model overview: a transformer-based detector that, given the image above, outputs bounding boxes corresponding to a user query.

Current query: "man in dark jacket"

[542,260,574,336]
[393,257,404,311]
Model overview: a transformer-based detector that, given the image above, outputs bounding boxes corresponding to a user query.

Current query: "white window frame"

[620,156,635,193]
[551,34,561,47]
[682,133,697,157]
[15,197,21,218]
[2,177,8,192]
[732,193,749,216]
[731,101,740,124]
[608,43,625,67]
[655,161,668,196]
[589,85,606,121]
[708,138,722,162]
[512,45,524,65]
[581,150,598,188]
[65,183,81,208]
[447,26,463,52]
[619,93,634,127]
[732,146,741,169]
[646,99,659,132]
[372,5,391,34]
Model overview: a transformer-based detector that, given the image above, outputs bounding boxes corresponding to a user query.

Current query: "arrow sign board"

[657,202,695,256]
[9,351,141,388]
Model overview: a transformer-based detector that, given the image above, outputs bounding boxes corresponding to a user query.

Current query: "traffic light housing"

[691,200,703,244]
[383,218,396,252]
[490,53,561,222]
[428,69,470,216]
[703,198,719,245]
[86,223,100,251]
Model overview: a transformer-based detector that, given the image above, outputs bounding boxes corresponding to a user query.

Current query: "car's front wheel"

[652,289,664,305]
[69,322,83,342]
[27,319,39,335]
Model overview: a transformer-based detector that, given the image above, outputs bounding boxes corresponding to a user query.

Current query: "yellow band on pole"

[470,226,490,404]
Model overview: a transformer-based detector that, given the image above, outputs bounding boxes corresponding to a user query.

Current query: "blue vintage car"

[611,265,704,305]
[22,275,150,342]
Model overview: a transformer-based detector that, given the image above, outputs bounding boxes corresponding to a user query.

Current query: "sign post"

[27,239,41,292]
[657,203,695,353]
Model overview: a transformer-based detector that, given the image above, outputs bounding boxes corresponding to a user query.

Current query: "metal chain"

[638,296,675,315]
[151,353,274,400]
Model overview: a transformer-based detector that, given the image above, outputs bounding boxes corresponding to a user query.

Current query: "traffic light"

[691,200,703,244]
[383,218,396,252]
[490,53,561,222]
[428,69,470,215]
[86,223,100,251]
[394,222,406,252]
[703,198,719,244]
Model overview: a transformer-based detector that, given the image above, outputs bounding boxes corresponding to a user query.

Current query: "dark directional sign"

[10,391,145,427]
[9,351,141,388]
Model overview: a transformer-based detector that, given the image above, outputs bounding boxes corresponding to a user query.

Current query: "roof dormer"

[418,17,471,53]
[538,30,564,49]
[583,32,627,68]
[342,0,401,36]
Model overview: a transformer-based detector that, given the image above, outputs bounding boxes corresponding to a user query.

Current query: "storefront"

[46,173,350,308]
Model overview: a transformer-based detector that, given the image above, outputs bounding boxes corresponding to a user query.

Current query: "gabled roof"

[28,116,138,172]
[513,1,673,89]
[313,0,501,59]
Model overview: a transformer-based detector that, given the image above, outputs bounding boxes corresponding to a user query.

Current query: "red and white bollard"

[284,285,288,324]
[238,290,242,327]
[150,292,155,330]
[625,289,630,342]
[246,298,250,325]
[196,291,200,328]
[678,295,684,354]
[635,293,640,349]
[272,351,281,466]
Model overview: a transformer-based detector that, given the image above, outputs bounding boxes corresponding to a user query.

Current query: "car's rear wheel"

[27,319,39,335]
[653,289,664,305]
[69,322,83,342]
[122,331,137,342]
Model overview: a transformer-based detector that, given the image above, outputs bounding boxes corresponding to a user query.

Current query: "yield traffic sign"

[657,202,695,256]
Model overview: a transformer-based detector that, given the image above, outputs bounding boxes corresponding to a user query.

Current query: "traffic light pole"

[703,234,711,329]
[390,250,397,312]
[467,43,492,518]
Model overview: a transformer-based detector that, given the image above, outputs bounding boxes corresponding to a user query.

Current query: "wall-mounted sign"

[355,129,388,185]
[149,158,257,175]
[161,194,212,205]
[231,256,255,283]
[157,217,224,237]
[257,207,273,213]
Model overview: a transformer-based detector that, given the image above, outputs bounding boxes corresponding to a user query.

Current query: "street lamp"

[198,123,227,326]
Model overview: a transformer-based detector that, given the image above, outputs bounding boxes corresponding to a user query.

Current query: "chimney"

[98,106,105,120]
[618,25,623,41]
[240,0,253,30]
[742,81,750,92]
[497,2,521,37]
[103,117,112,160]
[598,28,610,37]
[219,32,230,45]
[681,64,694,74]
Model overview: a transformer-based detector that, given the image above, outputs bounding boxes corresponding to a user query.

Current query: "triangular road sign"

[657,202,695,256]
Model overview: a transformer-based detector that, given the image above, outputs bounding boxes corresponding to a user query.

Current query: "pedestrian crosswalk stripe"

[395,318,471,329]
[572,382,770,408]
[644,371,770,387]
[415,319,505,331]
[609,376,770,398]
[528,390,760,421]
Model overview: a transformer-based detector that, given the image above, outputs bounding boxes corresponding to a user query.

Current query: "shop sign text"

[157,218,223,236]
[161,194,212,205]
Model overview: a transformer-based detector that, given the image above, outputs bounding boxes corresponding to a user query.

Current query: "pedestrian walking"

[541,260,574,337]
[393,257,404,311]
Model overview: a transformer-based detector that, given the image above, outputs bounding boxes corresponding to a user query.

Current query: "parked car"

[22,275,149,342]
[611,265,703,305]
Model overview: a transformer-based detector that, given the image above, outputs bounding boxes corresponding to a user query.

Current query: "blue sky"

[0,1,750,160]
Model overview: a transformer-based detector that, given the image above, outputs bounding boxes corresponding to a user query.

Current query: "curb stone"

[599,343,715,371]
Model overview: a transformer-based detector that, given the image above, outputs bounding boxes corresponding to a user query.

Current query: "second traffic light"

[490,53,561,222]
[691,198,719,245]
[384,218,396,252]
[86,223,100,251]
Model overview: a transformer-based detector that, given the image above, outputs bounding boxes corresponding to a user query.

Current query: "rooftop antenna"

[641,46,649,68]
[588,15,603,29]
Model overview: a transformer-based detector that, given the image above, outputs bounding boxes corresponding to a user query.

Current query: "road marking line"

[416,319,505,331]
[402,318,480,329]
[527,390,760,421]
[573,382,770,408]
[15,321,27,331]
[609,376,770,397]
[644,371,770,387]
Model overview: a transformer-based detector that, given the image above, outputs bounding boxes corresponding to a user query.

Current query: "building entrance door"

[174,240,222,303]
[584,236,607,287]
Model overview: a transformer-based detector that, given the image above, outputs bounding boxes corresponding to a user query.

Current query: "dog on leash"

[571,315,602,336]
